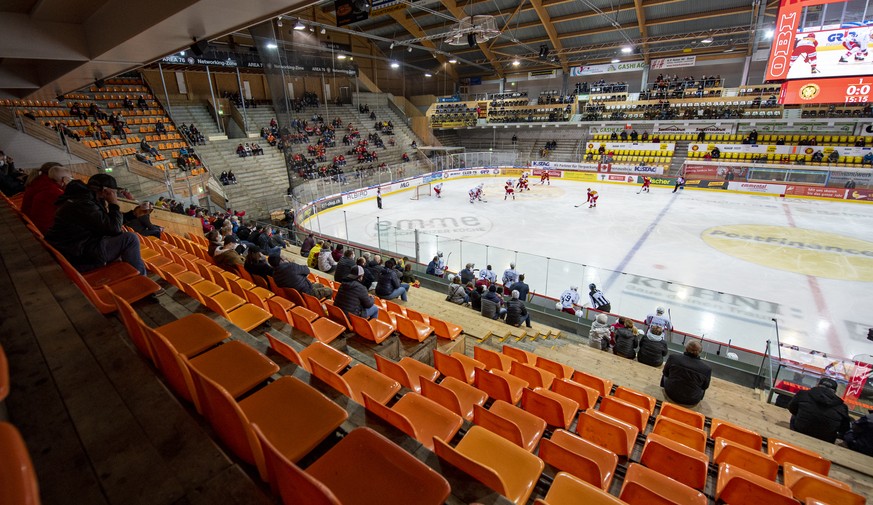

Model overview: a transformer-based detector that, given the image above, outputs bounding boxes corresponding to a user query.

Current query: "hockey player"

[479,264,497,285]
[558,286,581,315]
[673,176,686,193]
[540,170,550,185]
[587,188,599,208]
[641,176,652,193]
[433,182,443,198]
[502,263,519,286]
[792,33,820,73]
[504,179,516,200]
[519,173,530,192]
[435,251,446,277]
[469,184,483,203]
[840,28,871,62]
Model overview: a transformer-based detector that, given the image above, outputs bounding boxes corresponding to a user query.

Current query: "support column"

[157,63,173,118]
[740,55,752,86]
[205,66,222,133]
[235,67,248,134]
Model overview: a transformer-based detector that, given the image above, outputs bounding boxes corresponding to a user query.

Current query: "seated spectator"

[856,137,867,147]
[334,249,356,282]
[446,276,468,305]
[244,247,274,279]
[227,171,237,184]
[612,317,639,359]
[236,144,246,157]
[270,255,332,299]
[400,264,417,286]
[45,174,145,275]
[214,236,246,271]
[318,245,337,273]
[140,139,158,156]
[788,377,850,443]
[0,151,25,196]
[504,290,531,328]
[588,313,611,351]
[134,152,153,166]
[863,153,873,166]
[137,96,147,110]
[459,263,476,285]
[481,285,507,320]
[334,265,378,318]
[331,244,344,263]
[842,410,873,456]
[401,152,410,162]
[220,171,230,185]
[828,150,840,164]
[307,240,323,269]
[469,284,484,311]
[375,258,408,301]
[21,162,71,233]
[660,340,711,406]
[638,323,668,367]
[812,150,824,163]
[123,201,162,238]
[155,121,166,134]
[710,146,720,159]
[256,227,283,257]
[300,233,315,257]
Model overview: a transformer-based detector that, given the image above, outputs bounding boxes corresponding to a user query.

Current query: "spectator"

[0,151,25,196]
[842,410,873,456]
[828,150,840,164]
[214,236,245,270]
[300,233,315,257]
[334,265,378,318]
[505,290,531,328]
[140,139,158,156]
[244,247,274,279]
[613,317,639,359]
[318,245,337,273]
[470,284,484,311]
[588,283,611,313]
[269,256,331,299]
[788,377,851,443]
[375,258,408,301]
[481,284,507,320]
[502,262,519,286]
[446,276,468,305]
[21,162,71,233]
[660,340,711,406]
[334,249,356,282]
[846,179,858,189]
[812,150,824,163]
[710,146,720,159]
[331,244,344,263]
[307,240,323,268]
[123,201,162,238]
[637,325,668,367]
[426,255,440,276]
[400,264,417,285]
[509,274,530,302]
[588,313,611,351]
[45,174,145,275]
[256,227,283,257]
[459,263,476,285]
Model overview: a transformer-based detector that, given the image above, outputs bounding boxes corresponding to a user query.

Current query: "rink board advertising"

[768,0,873,81]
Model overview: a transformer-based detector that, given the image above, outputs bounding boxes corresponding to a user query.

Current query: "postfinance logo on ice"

[702,225,873,281]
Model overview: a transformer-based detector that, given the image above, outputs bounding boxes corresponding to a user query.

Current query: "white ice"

[787,47,873,80]
[309,176,873,360]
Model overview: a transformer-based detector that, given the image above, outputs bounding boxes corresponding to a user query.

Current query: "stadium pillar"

[157,63,173,119]
[640,65,649,93]
[499,77,505,93]
[205,66,222,133]
[740,56,751,86]
[562,72,568,95]
[235,67,248,134]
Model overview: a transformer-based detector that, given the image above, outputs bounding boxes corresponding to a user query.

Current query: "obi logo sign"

[702,225,873,281]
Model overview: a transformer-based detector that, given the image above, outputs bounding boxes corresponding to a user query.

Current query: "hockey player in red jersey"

[433,182,443,198]
[518,172,530,192]
[587,188,598,208]
[540,170,550,185]
[504,180,516,200]
[641,176,651,193]
[791,33,820,73]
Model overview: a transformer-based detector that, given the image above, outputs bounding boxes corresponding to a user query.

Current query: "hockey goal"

[410,183,432,200]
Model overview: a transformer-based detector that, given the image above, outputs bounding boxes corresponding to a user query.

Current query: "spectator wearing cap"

[334,265,378,319]
[46,173,146,275]
[213,235,245,270]
[660,340,711,406]
[123,200,162,238]
[788,377,851,443]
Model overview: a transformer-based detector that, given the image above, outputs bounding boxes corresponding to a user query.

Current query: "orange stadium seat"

[419,376,487,422]
[534,472,624,505]
[0,422,40,505]
[620,463,707,505]
[373,354,439,393]
[475,368,527,404]
[640,432,709,490]
[308,360,400,405]
[362,392,462,450]
[538,429,618,491]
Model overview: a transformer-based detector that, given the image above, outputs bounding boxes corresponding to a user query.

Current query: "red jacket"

[21,174,64,233]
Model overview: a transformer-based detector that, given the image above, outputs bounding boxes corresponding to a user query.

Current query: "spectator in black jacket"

[470,284,484,311]
[300,233,315,257]
[505,290,531,328]
[613,317,639,359]
[637,330,668,367]
[334,265,378,318]
[509,274,530,302]
[123,201,162,238]
[788,377,851,443]
[459,263,476,285]
[375,258,408,301]
[244,247,274,279]
[269,256,332,299]
[843,411,873,456]
[334,249,356,282]
[660,341,711,406]
[46,174,145,275]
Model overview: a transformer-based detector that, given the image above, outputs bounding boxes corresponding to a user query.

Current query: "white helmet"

[656,306,665,314]
[510,262,516,269]
[570,286,578,291]
[437,251,443,257]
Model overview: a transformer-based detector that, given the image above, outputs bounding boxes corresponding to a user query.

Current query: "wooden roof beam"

[632,0,651,63]
[388,10,459,79]
[438,0,505,77]
[528,0,569,72]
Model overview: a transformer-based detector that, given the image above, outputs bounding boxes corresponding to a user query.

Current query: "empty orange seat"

[783,462,864,505]
[420,376,487,422]
[430,315,462,340]
[309,360,400,405]
[474,400,546,452]
[599,396,650,432]
[551,378,598,411]
[612,386,656,413]
[474,346,517,371]
[535,356,574,379]
[394,313,433,341]
[710,418,762,450]
[534,471,624,505]
[640,432,709,490]
[290,308,345,344]
[203,294,271,332]
[374,354,439,393]
[713,437,778,480]
[502,344,537,365]
[522,387,579,429]
[0,422,40,505]
[433,349,483,384]
[658,402,705,430]
[539,429,617,491]
[510,361,556,389]
[620,463,707,505]
[475,368,527,404]
[572,370,612,397]
[652,416,707,452]
[715,462,798,505]
[576,410,639,457]
[264,333,351,374]
[363,392,463,450]
[767,438,831,475]
[0,345,7,403]
[433,425,544,505]
[257,426,451,505]
[349,313,394,344]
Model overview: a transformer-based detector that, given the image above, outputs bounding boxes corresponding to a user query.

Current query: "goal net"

[410,183,432,200]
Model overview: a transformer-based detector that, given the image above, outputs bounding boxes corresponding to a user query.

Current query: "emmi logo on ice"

[376,216,487,234]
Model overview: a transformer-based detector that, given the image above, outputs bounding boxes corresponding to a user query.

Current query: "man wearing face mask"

[46,173,146,275]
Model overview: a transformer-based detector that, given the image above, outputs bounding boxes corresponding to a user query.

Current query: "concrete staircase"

[669,139,691,175]
[165,101,225,140]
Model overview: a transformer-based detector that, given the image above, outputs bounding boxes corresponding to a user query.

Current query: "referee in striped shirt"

[588,283,611,313]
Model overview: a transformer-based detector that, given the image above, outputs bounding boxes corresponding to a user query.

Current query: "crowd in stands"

[639,74,722,100]
[223,91,257,109]
[219,171,238,185]
[236,142,265,157]
[429,103,478,127]
[537,90,576,105]
[178,123,205,145]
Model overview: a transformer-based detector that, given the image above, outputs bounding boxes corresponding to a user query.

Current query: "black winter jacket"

[273,261,315,295]
[661,352,711,405]
[613,327,639,359]
[46,180,123,267]
[505,299,528,326]
[470,288,482,311]
[788,386,851,443]
[637,335,668,367]
[375,267,401,297]
[334,279,374,316]
[334,256,356,282]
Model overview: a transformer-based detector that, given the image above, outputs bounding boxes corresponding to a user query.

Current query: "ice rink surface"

[312,175,873,359]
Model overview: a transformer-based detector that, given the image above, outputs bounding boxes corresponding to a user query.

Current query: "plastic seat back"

[767,439,831,475]
[430,316,462,340]
[575,410,639,457]
[0,422,40,505]
[551,378,598,411]
[539,429,618,491]
[535,356,574,379]
[419,377,463,418]
[620,463,707,505]
[537,472,624,505]
[640,432,709,490]
[303,292,327,315]
[362,393,416,440]
[612,386,656,413]
[716,462,798,505]
[474,346,516,371]
[324,303,352,330]
[264,332,307,370]
[349,313,392,343]
[523,387,579,429]
[783,462,863,505]
[510,361,556,389]
[710,419,762,450]
[571,370,612,397]
[433,349,475,384]
[140,321,196,404]
[266,296,293,324]
[659,402,705,430]
[599,396,650,432]
[106,286,152,362]
[502,344,536,365]
[475,368,519,404]
[652,416,707,452]
[374,354,413,390]
[308,358,353,398]
[713,437,779,480]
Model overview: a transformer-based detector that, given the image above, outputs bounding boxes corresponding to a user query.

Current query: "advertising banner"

[316,196,343,212]
[780,76,873,105]
[597,174,637,183]
[653,124,736,135]
[728,182,787,195]
[846,188,873,201]
[587,142,676,152]
[588,125,630,135]
[689,143,873,157]
[784,186,848,199]
[531,168,563,178]
[843,361,873,406]
[736,122,856,134]
[650,56,696,69]
[569,61,646,76]
[683,163,749,179]
[827,170,873,186]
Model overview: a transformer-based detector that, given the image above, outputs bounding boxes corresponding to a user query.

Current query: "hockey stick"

[637,187,643,194]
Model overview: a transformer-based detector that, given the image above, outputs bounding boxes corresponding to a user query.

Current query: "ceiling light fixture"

[389,42,394,49]
[266,43,278,49]
[321,27,326,34]
[512,59,520,66]
[179,51,185,56]
[408,46,413,53]
[293,19,306,30]
[621,46,632,53]
[448,58,457,64]
[764,29,774,39]
[425,72,432,77]
[702,37,713,44]
[390,61,400,68]
[611,58,620,63]
[276,17,283,27]
[337,53,347,59]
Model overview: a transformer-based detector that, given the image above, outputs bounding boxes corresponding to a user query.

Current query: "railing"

[13,113,104,168]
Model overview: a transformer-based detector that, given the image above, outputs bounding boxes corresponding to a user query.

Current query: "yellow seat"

[534,472,624,505]
[433,426,544,505]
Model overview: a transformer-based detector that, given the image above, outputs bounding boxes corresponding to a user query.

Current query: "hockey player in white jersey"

[479,264,497,284]
[840,27,872,62]
[502,263,519,286]
[557,286,581,315]
[469,184,484,203]
[433,182,443,198]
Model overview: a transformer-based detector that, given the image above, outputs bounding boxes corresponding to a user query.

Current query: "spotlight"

[621,46,632,53]
[702,37,713,44]
[389,42,394,49]
[266,43,278,49]
[448,58,457,64]
[337,53,347,59]
[179,51,185,56]
[293,19,306,30]
[425,73,433,77]
[611,58,620,63]
[390,61,400,68]
[764,29,774,39]
[408,46,413,53]
[321,28,326,34]
[276,17,283,27]
[512,59,520,66]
